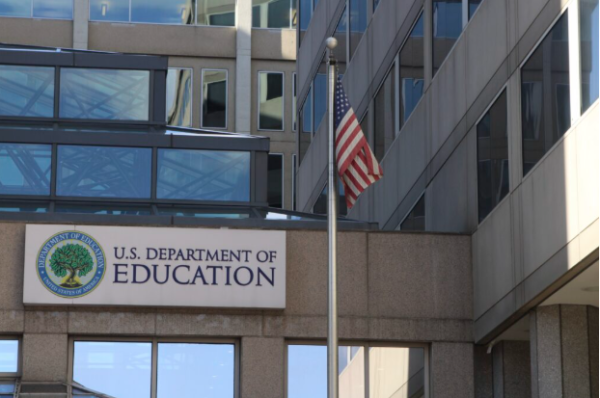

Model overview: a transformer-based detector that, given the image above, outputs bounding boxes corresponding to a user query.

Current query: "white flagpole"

[325,36,338,398]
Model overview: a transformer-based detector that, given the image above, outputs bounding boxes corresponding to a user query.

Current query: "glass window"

[258,71,284,131]
[432,0,462,76]
[288,345,364,398]
[521,12,570,175]
[312,182,347,216]
[313,56,327,132]
[580,0,599,113]
[0,0,30,17]
[33,0,72,19]
[57,145,152,199]
[268,153,284,208]
[369,347,426,398]
[131,0,194,24]
[202,69,228,129]
[197,0,236,26]
[374,65,395,161]
[334,8,348,72]
[157,149,250,201]
[0,65,54,118]
[90,0,129,22]
[0,143,51,196]
[401,194,425,231]
[299,0,311,41]
[60,68,150,121]
[477,90,508,222]
[157,343,234,398]
[349,0,367,59]
[252,0,292,28]
[399,12,424,128]
[0,340,19,373]
[468,0,482,19]
[73,341,152,398]
[166,68,193,127]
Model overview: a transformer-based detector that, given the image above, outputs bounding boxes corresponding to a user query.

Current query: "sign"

[23,225,286,309]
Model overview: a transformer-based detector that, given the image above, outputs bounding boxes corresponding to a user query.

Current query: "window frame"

[0,337,22,378]
[257,70,286,132]
[285,340,430,398]
[166,67,194,128]
[201,68,229,130]
[68,336,240,398]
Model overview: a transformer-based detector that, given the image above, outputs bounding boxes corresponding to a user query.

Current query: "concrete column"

[240,337,284,398]
[235,0,253,134]
[431,342,475,398]
[473,345,493,398]
[22,333,68,382]
[530,305,598,398]
[73,0,90,50]
[492,341,531,398]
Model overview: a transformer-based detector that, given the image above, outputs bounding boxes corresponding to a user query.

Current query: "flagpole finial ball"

[326,37,338,50]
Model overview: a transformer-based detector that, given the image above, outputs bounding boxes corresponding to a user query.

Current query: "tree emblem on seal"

[49,243,94,288]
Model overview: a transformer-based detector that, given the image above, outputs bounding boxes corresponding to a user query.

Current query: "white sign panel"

[23,225,286,309]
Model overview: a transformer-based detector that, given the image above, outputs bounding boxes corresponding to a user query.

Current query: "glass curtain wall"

[373,66,395,161]
[0,65,55,118]
[399,13,424,129]
[0,0,72,19]
[521,11,570,175]
[432,0,462,76]
[258,72,284,131]
[202,69,228,129]
[166,68,193,127]
[0,144,51,196]
[580,0,599,113]
[477,90,508,222]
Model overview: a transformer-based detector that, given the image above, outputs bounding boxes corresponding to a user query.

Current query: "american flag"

[334,78,383,209]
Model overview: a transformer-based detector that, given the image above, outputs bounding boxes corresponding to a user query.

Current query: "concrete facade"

[0,4,298,211]
[0,221,474,396]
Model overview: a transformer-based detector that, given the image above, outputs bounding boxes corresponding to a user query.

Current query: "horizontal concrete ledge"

[1,311,473,343]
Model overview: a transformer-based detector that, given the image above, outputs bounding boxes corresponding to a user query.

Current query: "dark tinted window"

[468,0,482,19]
[259,72,284,130]
[401,194,425,231]
[580,0,599,113]
[477,90,508,222]
[399,13,425,128]
[374,66,395,160]
[268,154,284,208]
[202,69,228,129]
[432,0,462,76]
[521,12,570,175]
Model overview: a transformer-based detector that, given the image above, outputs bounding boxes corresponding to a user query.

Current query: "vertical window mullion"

[151,340,158,398]
[567,0,582,122]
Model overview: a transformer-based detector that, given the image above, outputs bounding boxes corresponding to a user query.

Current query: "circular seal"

[36,231,106,299]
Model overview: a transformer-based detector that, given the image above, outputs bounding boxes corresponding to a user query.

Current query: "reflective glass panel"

[0,340,18,373]
[33,0,72,19]
[349,0,366,59]
[477,90,508,222]
[399,13,424,128]
[57,145,152,198]
[166,68,193,127]
[299,0,311,41]
[468,0,481,19]
[89,0,129,22]
[432,0,462,76]
[580,0,599,113]
[253,0,291,28]
[0,65,54,118]
[202,69,228,128]
[157,343,234,398]
[268,153,283,208]
[374,66,395,161]
[0,380,16,394]
[369,347,425,398]
[401,194,425,231]
[288,345,364,398]
[157,149,250,201]
[197,0,236,26]
[313,57,327,132]
[258,72,284,130]
[73,341,151,398]
[521,12,569,175]
[60,68,150,120]
[131,0,194,24]
[0,143,51,196]
[0,0,30,17]
[55,204,152,215]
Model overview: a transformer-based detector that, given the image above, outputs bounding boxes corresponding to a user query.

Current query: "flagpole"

[325,36,338,398]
